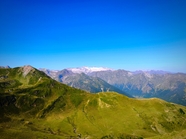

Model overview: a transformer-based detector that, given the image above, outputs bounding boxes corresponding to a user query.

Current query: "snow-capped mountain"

[67,67,114,74]
[39,66,186,105]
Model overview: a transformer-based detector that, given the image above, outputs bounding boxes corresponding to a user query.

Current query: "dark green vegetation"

[1,66,186,139]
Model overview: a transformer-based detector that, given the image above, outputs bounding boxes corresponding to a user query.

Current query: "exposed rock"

[19,65,35,77]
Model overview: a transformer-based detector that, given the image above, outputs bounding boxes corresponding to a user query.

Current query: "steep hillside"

[90,70,186,106]
[1,66,186,139]
[0,65,87,121]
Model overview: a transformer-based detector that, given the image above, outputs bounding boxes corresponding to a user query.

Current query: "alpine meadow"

[0,66,186,139]
[1,0,186,138]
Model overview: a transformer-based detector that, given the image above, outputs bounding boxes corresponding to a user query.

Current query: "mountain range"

[67,66,114,74]
[89,70,186,105]
[40,67,186,106]
[40,68,131,97]
[1,65,186,138]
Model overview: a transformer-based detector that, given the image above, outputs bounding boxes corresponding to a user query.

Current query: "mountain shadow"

[1,66,186,138]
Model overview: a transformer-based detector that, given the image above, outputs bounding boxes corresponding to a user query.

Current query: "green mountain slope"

[0,66,186,139]
[0,65,87,120]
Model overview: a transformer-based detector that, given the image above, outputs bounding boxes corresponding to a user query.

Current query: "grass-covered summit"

[0,66,186,139]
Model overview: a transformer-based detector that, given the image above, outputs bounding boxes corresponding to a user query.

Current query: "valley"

[0,66,186,138]
[41,67,186,106]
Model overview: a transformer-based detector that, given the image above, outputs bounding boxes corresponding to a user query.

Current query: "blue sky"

[0,0,186,72]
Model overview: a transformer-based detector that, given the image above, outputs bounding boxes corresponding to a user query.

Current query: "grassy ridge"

[0,66,186,138]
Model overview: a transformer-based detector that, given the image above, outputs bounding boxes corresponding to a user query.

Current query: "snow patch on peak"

[144,72,153,79]
[127,72,133,76]
[67,67,114,74]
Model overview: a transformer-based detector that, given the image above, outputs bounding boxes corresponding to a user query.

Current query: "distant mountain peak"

[67,66,114,74]
[0,65,11,69]
[133,70,171,75]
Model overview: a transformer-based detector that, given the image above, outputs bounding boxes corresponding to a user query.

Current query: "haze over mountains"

[40,67,131,97]
[1,65,186,138]
[40,66,186,106]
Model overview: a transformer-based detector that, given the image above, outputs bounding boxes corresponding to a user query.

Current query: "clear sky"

[0,0,186,72]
